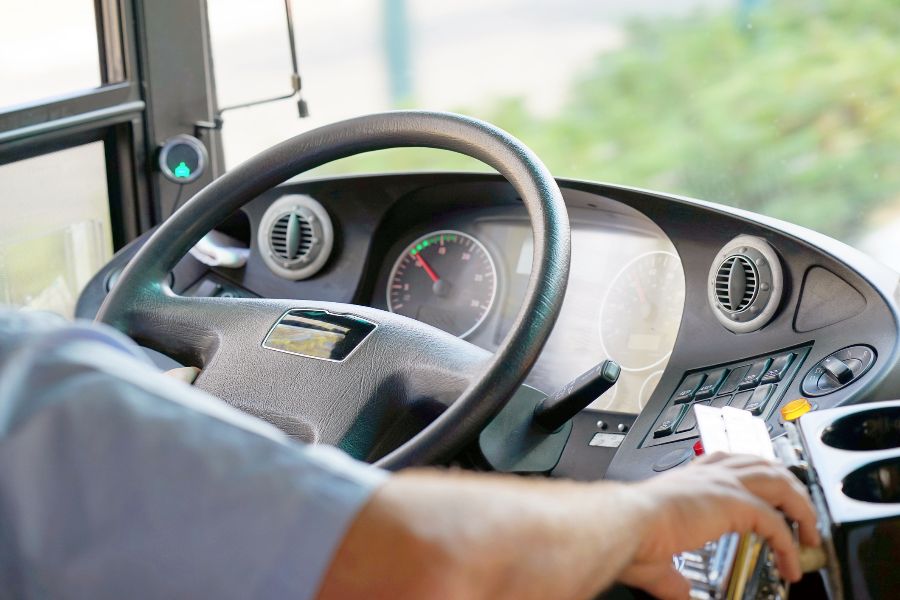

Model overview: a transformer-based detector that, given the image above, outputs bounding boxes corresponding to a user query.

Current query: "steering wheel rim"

[97,111,570,470]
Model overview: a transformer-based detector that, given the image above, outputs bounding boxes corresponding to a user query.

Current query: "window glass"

[209,0,900,269]
[0,143,113,317]
[0,1,102,109]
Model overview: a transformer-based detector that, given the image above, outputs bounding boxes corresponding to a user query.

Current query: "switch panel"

[643,346,810,448]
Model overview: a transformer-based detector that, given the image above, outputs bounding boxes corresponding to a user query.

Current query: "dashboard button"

[743,384,776,416]
[652,447,693,472]
[738,359,772,390]
[730,390,754,410]
[677,401,710,433]
[654,405,686,438]
[672,373,706,404]
[760,353,795,384]
[694,369,729,400]
[781,398,813,421]
[718,365,750,395]
[710,395,732,408]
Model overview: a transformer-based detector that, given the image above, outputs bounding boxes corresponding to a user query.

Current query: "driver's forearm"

[317,469,647,600]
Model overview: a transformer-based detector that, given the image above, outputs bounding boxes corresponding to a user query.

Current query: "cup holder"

[842,457,900,503]
[821,406,900,451]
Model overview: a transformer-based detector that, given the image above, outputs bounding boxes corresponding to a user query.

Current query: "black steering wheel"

[97,111,570,470]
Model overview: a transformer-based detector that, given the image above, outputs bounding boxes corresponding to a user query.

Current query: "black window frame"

[0,0,224,248]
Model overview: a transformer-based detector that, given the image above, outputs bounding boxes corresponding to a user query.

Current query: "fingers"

[734,492,802,582]
[694,453,821,548]
[737,466,821,548]
[695,452,770,469]
[688,454,820,581]
[164,366,201,384]
[621,562,691,600]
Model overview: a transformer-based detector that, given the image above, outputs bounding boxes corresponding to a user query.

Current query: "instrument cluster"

[372,205,686,414]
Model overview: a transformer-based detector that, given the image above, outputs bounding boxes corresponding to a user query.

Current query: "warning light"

[174,161,192,179]
[158,134,207,183]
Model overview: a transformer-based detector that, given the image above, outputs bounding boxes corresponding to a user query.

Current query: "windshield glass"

[208,0,900,268]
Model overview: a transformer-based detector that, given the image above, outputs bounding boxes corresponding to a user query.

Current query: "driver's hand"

[164,366,201,384]
[618,452,821,600]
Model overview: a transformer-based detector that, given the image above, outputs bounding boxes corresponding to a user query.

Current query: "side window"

[0,0,150,318]
[0,143,113,316]
[0,1,105,109]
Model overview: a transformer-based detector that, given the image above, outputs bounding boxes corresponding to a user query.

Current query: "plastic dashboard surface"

[77,172,900,483]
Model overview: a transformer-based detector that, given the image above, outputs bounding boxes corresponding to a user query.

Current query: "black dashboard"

[77,172,900,484]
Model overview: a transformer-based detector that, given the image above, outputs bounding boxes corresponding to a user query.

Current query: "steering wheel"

[97,111,570,470]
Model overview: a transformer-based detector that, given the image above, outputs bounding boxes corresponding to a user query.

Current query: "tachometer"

[387,230,497,338]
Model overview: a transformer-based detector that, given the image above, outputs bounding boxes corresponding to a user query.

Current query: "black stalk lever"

[534,360,621,432]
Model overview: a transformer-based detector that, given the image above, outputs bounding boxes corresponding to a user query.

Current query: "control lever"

[821,355,854,385]
[534,360,620,432]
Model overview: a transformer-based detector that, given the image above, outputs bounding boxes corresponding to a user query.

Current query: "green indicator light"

[410,248,417,255]
[416,243,423,251]
[174,161,192,178]
[423,240,429,247]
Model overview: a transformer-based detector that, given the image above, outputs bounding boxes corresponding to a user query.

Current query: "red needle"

[630,271,648,306]
[415,253,440,283]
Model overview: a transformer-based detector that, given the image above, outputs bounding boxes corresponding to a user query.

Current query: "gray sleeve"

[0,311,388,599]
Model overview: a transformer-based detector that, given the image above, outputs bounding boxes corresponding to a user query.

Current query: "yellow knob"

[781,398,813,421]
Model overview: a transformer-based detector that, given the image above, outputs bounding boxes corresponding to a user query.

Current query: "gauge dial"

[387,230,497,338]
[598,251,685,371]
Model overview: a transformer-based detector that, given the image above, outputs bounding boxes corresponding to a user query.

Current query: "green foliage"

[319,0,900,242]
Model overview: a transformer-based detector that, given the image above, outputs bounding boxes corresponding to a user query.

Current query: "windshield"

[208,0,900,268]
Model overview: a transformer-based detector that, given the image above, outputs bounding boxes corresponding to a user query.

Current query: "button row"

[669,353,794,406]
[656,357,792,439]
[653,384,778,439]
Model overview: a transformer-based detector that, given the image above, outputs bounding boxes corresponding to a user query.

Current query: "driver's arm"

[0,310,387,599]
[0,311,819,600]
[319,454,819,600]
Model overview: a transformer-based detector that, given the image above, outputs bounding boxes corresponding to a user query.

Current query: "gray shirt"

[0,310,387,599]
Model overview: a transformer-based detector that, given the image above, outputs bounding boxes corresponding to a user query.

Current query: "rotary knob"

[801,346,875,397]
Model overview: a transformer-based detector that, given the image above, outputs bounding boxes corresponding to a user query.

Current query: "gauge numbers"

[599,251,685,372]
[387,230,498,339]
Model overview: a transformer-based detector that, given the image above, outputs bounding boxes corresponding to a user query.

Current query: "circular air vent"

[258,195,334,280]
[269,212,315,262]
[714,255,758,312]
[707,235,783,333]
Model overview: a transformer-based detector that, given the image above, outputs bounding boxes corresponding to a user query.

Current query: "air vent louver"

[714,255,758,312]
[270,212,315,261]
[258,195,334,281]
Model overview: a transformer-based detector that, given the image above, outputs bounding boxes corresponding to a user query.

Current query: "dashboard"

[77,172,900,483]
[76,170,900,599]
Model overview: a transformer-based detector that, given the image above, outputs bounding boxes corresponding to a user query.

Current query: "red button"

[693,440,705,456]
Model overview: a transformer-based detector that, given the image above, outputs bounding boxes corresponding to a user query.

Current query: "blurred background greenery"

[311,0,900,247]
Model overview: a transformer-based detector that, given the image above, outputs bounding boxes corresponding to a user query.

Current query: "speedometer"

[598,250,685,371]
[387,230,497,338]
